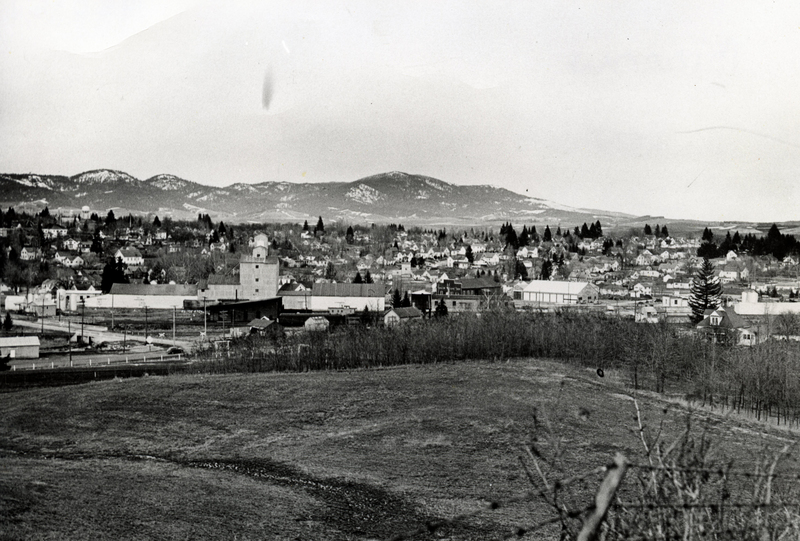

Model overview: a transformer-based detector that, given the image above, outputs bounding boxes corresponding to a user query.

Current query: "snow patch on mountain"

[346,184,385,204]
[7,175,54,190]
[72,170,137,184]
[149,175,188,191]
[424,178,450,191]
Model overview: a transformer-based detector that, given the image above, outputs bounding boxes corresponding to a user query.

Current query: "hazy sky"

[2,1,799,222]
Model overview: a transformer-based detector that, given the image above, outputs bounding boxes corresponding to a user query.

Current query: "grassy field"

[1,358,798,540]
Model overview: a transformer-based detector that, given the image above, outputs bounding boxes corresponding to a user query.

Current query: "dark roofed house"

[696,307,761,346]
[248,317,284,338]
[384,306,423,327]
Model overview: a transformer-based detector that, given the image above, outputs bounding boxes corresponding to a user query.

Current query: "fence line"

[12,353,184,371]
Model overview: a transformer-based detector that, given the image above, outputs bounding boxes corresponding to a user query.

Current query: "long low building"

[87,283,199,309]
[308,282,386,312]
[0,336,40,359]
[520,280,600,305]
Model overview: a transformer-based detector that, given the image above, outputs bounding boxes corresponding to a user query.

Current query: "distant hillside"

[0,169,638,226]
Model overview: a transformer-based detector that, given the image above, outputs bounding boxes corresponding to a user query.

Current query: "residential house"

[20,246,41,261]
[63,238,81,251]
[717,262,749,284]
[631,283,653,297]
[42,224,68,239]
[384,306,423,327]
[696,307,762,346]
[115,247,144,266]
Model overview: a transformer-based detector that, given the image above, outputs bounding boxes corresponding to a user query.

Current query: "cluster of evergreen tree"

[574,220,603,239]
[352,271,374,284]
[391,288,411,308]
[100,256,130,293]
[643,223,669,237]
[499,223,544,249]
[197,213,214,230]
[698,224,798,261]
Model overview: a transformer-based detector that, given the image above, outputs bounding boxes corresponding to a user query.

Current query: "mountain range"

[0,169,640,227]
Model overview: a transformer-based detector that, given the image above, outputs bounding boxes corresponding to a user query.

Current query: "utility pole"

[203,297,207,339]
[145,305,149,351]
[172,306,176,342]
[80,299,85,345]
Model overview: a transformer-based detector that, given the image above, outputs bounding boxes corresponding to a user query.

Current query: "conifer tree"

[540,259,553,280]
[364,270,373,284]
[688,258,722,323]
[644,224,652,236]
[353,271,363,284]
[392,288,402,307]
[543,225,552,242]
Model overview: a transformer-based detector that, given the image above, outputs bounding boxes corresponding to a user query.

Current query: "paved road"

[14,319,196,351]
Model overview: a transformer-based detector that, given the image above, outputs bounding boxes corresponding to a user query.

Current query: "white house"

[115,247,144,266]
[20,246,41,261]
[631,283,653,297]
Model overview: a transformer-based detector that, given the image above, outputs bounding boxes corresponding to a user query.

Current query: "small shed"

[0,336,40,359]
[304,316,330,332]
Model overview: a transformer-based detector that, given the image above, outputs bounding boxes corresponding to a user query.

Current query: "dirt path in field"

[0,445,500,540]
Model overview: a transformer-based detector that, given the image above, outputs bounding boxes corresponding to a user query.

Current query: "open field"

[1,358,798,540]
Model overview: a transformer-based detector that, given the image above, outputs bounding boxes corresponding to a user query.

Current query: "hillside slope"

[1,359,796,540]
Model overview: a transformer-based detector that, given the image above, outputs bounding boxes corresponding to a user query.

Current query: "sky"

[1,0,799,223]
